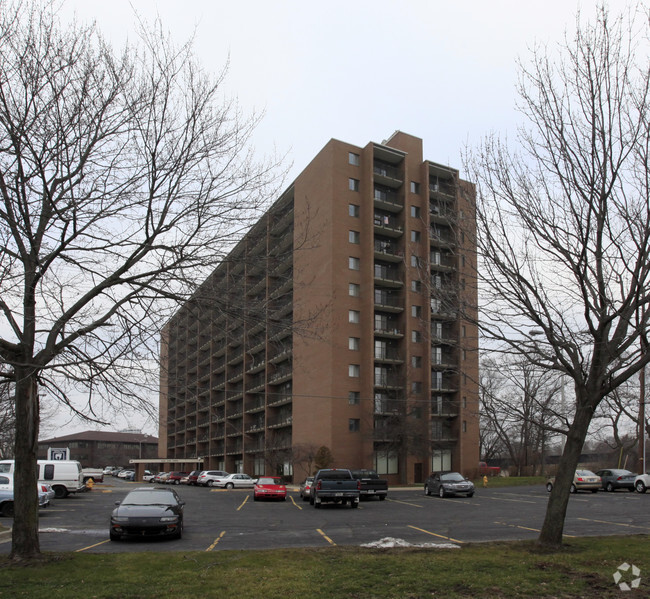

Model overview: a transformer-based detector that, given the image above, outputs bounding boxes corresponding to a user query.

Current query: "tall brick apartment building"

[159,131,479,485]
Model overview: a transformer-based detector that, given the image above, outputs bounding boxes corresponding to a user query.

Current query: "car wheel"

[175,480,180,485]
[351,501,359,509]
[207,480,215,487]
[314,500,321,509]
[636,481,646,493]
[467,492,474,498]
[225,483,234,489]
[605,482,613,492]
[109,529,120,541]
[546,483,553,492]
[570,484,577,494]
[53,485,68,499]
[628,487,635,492]
[591,489,598,493]
[379,495,386,501]
[438,487,446,498]
[1,502,14,517]
[253,495,259,501]
[424,484,431,496]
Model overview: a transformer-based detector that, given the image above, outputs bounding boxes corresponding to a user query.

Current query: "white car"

[196,470,229,487]
[634,473,650,493]
[142,470,155,482]
[210,473,257,489]
[0,473,55,502]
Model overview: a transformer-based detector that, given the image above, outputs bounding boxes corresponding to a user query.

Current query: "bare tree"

[465,4,650,547]
[480,355,565,475]
[0,375,15,459]
[0,1,283,561]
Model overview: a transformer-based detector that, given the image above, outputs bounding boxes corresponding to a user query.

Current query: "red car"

[253,476,286,501]
[166,471,188,485]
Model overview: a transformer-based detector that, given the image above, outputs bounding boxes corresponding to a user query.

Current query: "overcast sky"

[55,0,605,435]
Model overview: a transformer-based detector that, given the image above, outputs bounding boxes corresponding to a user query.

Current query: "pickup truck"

[82,468,105,484]
[478,462,501,477]
[310,468,361,509]
[350,469,388,500]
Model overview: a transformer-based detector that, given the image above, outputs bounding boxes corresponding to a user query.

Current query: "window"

[375,450,398,474]
[349,364,360,377]
[432,347,442,364]
[462,420,467,433]
[349,152,360,166]
[349,230,360,244]
[411,330,421,343]
[411,305,422,318]
[349,310,360,323]
[349,178,360,191]
[411,381,422,394]
[349,418,360,432]
[463,396,467,409]
[349,391,360,405]
[411,356,422,368]
[462,325,466,338]
[410,181,420,194]
[349,283,360,297]
[349,337,360,351]
[410,205,420,218]
[411,280,422,292]
[462,348,467,360]
[349,204,360,217]
[411,230,421,242]
[431,449,452,472]
[461,255,466,268]
[410,255,420,268]
[461,278,466,290]
[349,257,360,270]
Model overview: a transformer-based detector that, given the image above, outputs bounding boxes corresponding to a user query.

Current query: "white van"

[0,459,86,499]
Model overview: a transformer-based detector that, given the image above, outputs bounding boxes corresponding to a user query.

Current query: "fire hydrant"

[483,475,488,488]
[86,478,94,491]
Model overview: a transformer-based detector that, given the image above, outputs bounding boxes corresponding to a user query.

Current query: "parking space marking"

[289,496,303,510]
[482,496,537,504]
[206,530,226,551]
[494,521,576,538]
[577,517,650,532]
[387,498,423,508]
[237,495,249,511]
[316,528,336,546]
[75,539,110,552]
[407,525,464,544]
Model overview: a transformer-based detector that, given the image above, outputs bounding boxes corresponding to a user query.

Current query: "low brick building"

[38,430,158,469]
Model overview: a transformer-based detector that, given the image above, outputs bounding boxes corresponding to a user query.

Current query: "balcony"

[429,228,456,248]
[374,347,403,363]
[373,186,403,212]
[373,325,403,339]
[373,160,403,189]
[374,265,403,288]
[374,213,403,238]
[431,398,459,417]
[374,373,403,389]
[374,292,404,313]
[374,239,403,263]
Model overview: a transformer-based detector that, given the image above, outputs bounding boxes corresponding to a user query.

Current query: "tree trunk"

[537,399,593,547]
[9,371,41,562]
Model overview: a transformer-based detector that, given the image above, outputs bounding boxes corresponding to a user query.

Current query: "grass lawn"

[1,535,648,598]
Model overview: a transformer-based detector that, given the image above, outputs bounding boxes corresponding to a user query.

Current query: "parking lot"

[2,477,649,553]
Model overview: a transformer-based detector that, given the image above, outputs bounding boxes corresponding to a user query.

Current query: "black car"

[110,487,184,541]
[424,471,475,498]
[594,469,637,492]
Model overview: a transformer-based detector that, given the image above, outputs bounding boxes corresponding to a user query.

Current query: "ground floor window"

[253,457,265,476]
[431,449,452,472]
[374,450,398,475]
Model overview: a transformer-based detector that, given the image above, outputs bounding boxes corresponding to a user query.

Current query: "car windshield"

[441,472,465,482]
[257,477,282,485]
[576,470,596,477]
[122,491,177,506]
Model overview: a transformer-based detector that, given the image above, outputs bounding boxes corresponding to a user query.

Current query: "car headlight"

[160,516,179,523]
[112,517,130,523]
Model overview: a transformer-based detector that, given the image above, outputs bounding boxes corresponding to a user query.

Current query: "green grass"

[472,476,547,488]
[1,535,648,598]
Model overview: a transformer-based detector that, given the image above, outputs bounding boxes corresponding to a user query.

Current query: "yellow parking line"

[289,496,303,510]
[75,539,111,552]
[317,528,336,546]
[494,521,576,538]
[577,517,650,531]
[237,495,249,511]
[407,525,464,544]
[482,496,537,504]
[206,530,226,551]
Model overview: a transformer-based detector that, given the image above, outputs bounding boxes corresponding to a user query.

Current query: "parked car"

[118,469,135,480]
[183,471,202,485]
[110,487,184,541]
[310,468,360,508]
[253,476,287,501]
[197,471,229,487]
[594,469,636,492]
[153,472,168,484]
[0,459,85,499]
[166,472,188,485]
[546,470,601,493]
[350,469,388,501]
[0,487,51,517]
[210,473,256,489]
[145,471,161,483]
[634,472,650,493]
[0,474,56,503]
[424,471,475,498]
[103,466,116,475]
[299,477,314,501]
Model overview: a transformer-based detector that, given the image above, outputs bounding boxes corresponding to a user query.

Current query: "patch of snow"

[360,537,460,549]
